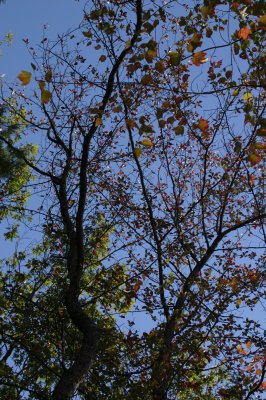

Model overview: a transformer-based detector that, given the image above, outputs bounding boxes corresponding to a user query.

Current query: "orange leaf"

[17,70,32,86]
[192,52,208,66]
[39,80,45,91]
[238,26,252,40]
[198,118,209,132]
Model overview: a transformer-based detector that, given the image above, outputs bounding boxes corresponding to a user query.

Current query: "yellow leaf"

[95,117,102,127]
[246,341,252,348]
[256,369,262,375]
[258,15,266,29]
[133,148,142,159]
[141,138,153,147]
[243,92,253,101]
[17,70,32,86]
[201,5,209,18]
[39,80,45,91]
[192,51,208,66]
[45,68,52,83]
[41,90,52,104]
[235,299,241,307]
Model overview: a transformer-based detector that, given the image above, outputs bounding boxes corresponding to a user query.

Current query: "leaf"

[45,68,52,83]
[95,117,102,127]
[31,63,37,71]
[198,118,209,132]
[133,148,142,159]
[82,31,92,38]
[256,127,266,137]
[187,33,202,52]
[192,52,208,66]
[141,138,153,147]
[258,15,266,29]
[238,26,252,40]
[155,61,166,72]
[99,54,107,62]
[174,125,184,135]
[168,51,181,66]
[39,80,45,91]
[141,74,153,85]
[243,92,253,101]
[201,6,209,18]
[246,341,252,348]
[17,70,32,86]
[41,90,52,104]
[247,153,261,165]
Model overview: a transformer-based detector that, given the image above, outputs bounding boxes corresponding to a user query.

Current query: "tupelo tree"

[0,0,265,399]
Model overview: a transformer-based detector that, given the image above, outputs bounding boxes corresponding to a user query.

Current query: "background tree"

[0,0,265,399]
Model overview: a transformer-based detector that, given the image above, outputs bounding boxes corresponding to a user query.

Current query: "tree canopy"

[0,1,265,399]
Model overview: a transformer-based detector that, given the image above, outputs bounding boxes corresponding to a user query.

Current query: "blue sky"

[1,0,84,80]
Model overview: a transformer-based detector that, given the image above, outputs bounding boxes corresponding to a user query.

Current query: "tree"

[0,1,265,399]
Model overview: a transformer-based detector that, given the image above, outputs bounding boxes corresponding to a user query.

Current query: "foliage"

[0,0,265,399]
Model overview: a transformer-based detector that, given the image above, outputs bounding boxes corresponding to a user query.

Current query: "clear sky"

[1,0,84,81]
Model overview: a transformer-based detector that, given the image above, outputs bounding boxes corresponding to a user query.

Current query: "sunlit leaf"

[187,33,202,52]
[17,70,32,86]
[192,52,208,66]
[238,26,252,40]
[141,138,153,147]
[243,92,252,101]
